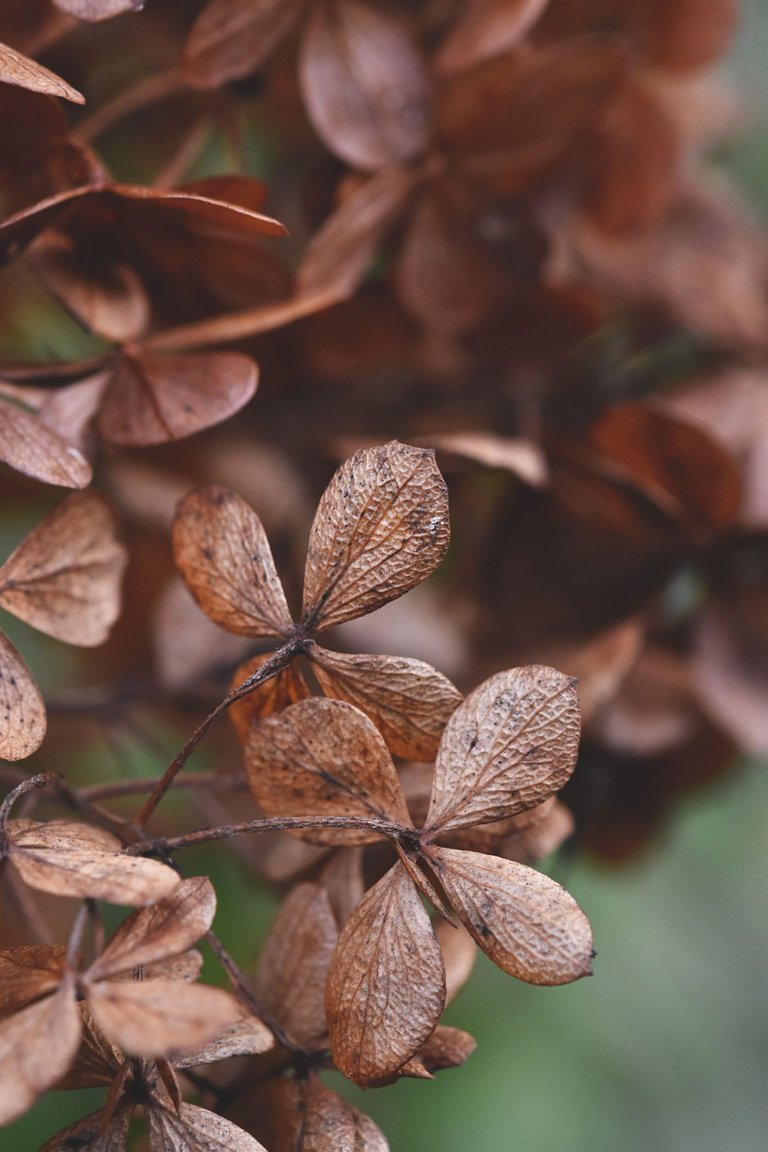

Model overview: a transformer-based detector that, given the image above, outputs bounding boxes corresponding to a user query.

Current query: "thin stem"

[136,640,301,829]
[205,929,294,1052]
[73,68,185,143]
[153,116,212,189]
[81,772,246,802]
[143,289,345,353]
[125,814,405,855]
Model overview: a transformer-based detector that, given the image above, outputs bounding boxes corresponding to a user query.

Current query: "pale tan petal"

[0,975,80,1124]
[88,978,241,1057]
[147,1101,268,1151]
[0,630,46,760]
[0,395,91,488]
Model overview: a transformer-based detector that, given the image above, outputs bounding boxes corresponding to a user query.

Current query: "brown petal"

[29,230,150,343]
[437,0,548,73]
[8,819,180,905]
[692,592,768,755]
[426,846,593,984]
[254,1076,388,1152]
[302,441,449,633]
[299,0,431,171]
[88,877,216,981]
[0,490,127,646]
[394,186,507,335]
[399,1024,476,1077]
[146,1101,266,1151]
[87,978,241,1057]
[298,167,414,300]
[0,395,92,488]
[587,404,743,536]
[245,698,412,845]
[38,371,109,453]
[425,667,581,835]
[0,974,80,1125]
[0,40,84,103]
[182,0,301,88]
[38,1103,133,1152]
[435,920,476,1005]
[0,946,67,1015]
[310,645,462,760]
[54,1004,124,1090]
[229,653,310,743]
[172,485,292,638]
[255,882,337,1049]
[98,350,258,447]
[0,630,46,760]
[173,1013,273,1067]
[326,862,446,1086]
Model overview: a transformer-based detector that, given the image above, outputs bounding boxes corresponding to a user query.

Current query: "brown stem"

[73,68,185,143]
[136,640,301,829]
[143,289,345,353]
[81,772,246,802]
[205,929,295,1052]
[153,116,212,189]
[125,814,405,855]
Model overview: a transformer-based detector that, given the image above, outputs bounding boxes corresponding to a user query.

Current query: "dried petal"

[309,645,462,760]
[302,442,449,633]
[99,350,258,447]
[256,1076,389,1152]
[425,667,581,835]
[0,490,127,646]
[87,978,241,1056]
[173,486,293,638]
[0,974,80,1124]
[399,1025,476,1076]
[173,1013,273,1067]
[8,819,180,905]
[0,396,92,488]
[427,846,593,984]
[435,920,476,1004]
[326,862,446,1085]
[693,592,768,755]
[87,878,216,981]
[0,40,84,103]
[428,431,549,488]
[229,653,310,743]
[245,698,412,845]
[147,1101,268,1151]
[298,167,414,300]
[299,0,431,171]
[54,0,146,20]
[0,946,67,1015]
[437,0,548,73]
[38,1103,133,1152]
[182,0,301,88]
[0,630,46,761]
[255,883,337,1049]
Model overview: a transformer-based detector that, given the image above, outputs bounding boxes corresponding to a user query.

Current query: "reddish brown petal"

[29,230,150,343]
[398,1025,476,1078]
[435,920,476,1005]
[299,0,431,171]
[253,1076,388,1151]
[87,978,241,1057]
[0,946,67,1015]
[0,630,46,761]
[182,0,301,88]
[172,486,293,638]
[0,974,80,1125]
[427,846,593,985]
[147,1101,268,1151]
[425,667,581,836]
[87,877,216,981]
[326,862,446,1086]
[229,653,310,743]
[255,882,338,1049]
[0,490,127,646]
[0,395,92,488]
[0,40,84,103]
[98,350,258,447]
[301,441,449,633]
[394,186,507,335]
[8,819,180,905]
[639,0,738,71]
[309,645,462,760]
[245,698,412,845]
[437,0,548,73]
